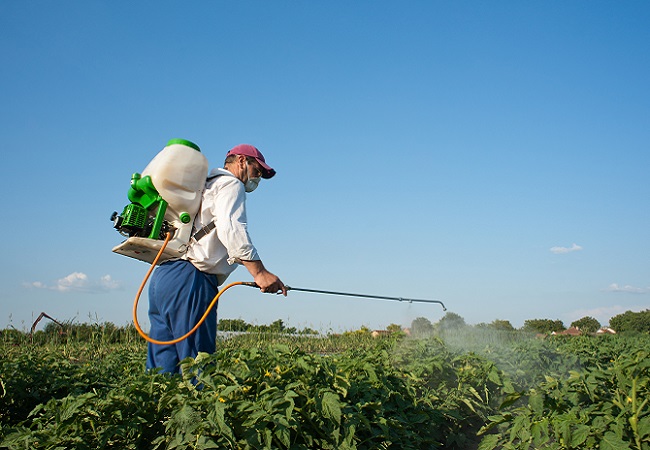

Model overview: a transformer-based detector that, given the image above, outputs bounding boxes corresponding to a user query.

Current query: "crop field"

[1,324,648,449]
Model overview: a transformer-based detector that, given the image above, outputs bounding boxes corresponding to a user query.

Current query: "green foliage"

[489,320,515,332]
[522,318,566,334]
[342,325,372,337]
[386,323,403,334]
[571,316,601,333]
[217,318,318,336]
[437,312,467,331]
[173,344,447,449]
[391,338,514,448]
[2,323,649,449]
[478,345,650,450]
[0,340,450,449]
[410,317,434,336]
[218,318,250,332]
[0,343,144,427]
[610,310,650,334]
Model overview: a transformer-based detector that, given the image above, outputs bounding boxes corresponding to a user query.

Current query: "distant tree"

[298,327,319,335]
[570,316,601,333]
[43,321,66,336]
[344,326,371,336]
[437,312,466,331]
[268,319,286,333]
[218,318,322,335]
[386,323,403,334]
[609,310,650,333]
[218,318,249,332]
[490,319,515,331]
[411,317,434,336]
[522,319,565,334]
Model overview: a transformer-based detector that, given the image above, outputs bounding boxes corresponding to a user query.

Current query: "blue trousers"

[146,259,220,374]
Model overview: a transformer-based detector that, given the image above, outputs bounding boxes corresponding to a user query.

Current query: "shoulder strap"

[191,172,223,242]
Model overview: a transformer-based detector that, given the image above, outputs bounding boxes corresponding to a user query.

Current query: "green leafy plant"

[2,323,649,450]
[478,349,649,450]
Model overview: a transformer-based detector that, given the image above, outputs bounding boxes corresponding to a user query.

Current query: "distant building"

[552,326,582,336]
[371,328,411,338]
[371,330,391,338]
[596,327,617,334]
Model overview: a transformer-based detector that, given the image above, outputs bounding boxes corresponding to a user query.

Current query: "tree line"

[409,309,650,335]
[4,310,647,344]
[217,318,319,335]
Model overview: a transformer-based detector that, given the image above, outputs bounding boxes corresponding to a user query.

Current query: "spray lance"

[263,285,446,311]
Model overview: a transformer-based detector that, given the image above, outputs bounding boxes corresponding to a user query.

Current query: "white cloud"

[99,275,120,290]
[603,283,648,294]
[55,272,88,292]
[26,272,121,293]
[550,243,583,254]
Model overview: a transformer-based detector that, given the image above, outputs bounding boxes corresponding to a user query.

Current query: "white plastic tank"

[112,138,209,264]
[141,138,208,254]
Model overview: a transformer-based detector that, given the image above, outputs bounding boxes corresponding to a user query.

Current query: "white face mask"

[244,161,261,192]
[245,176,260,192]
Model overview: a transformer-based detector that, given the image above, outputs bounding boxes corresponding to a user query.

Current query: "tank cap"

[166,138,201,152]
[179,212,192,224]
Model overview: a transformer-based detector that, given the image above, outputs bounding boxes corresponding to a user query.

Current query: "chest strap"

[192,220,216,242]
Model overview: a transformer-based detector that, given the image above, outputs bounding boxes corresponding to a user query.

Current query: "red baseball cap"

[226,144,276,179]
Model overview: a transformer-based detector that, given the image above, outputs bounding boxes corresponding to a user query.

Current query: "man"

[146,144,286,374]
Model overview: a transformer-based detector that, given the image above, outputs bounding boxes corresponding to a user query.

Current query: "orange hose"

[132,232,251,345]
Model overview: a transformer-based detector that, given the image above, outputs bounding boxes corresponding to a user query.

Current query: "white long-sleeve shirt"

[182,167,259,284]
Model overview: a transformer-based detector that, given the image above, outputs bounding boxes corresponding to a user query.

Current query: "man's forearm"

[241,259,266,277]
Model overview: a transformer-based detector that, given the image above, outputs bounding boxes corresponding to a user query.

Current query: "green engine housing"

[111,173,170,240]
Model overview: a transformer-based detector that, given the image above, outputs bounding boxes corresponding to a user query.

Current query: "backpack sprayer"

[112,139,446,345]
[110,138,209,264]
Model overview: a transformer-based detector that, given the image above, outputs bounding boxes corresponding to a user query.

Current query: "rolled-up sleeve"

[210,177,260,265]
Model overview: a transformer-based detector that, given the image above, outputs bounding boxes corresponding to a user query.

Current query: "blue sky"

[2,1,648,332]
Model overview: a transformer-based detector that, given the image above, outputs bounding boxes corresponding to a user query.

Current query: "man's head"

[224,144,276,192]
[225,144,276,179]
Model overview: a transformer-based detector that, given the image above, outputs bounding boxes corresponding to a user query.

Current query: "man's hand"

[241,260,287,296]
[253,270,287,296]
